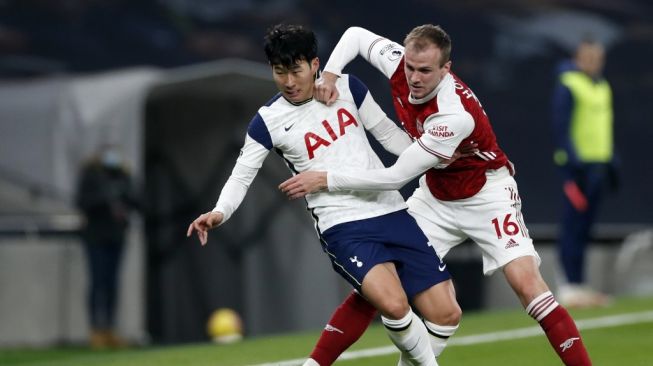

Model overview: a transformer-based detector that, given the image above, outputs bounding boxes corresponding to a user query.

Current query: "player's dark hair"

[264,24,318,68]
[404,24,452,67]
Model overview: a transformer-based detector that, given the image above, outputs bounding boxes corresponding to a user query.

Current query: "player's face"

[272,58,319,103]
[404,43,451,99]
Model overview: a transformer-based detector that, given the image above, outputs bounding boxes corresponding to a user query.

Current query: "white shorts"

[407,167,541,275]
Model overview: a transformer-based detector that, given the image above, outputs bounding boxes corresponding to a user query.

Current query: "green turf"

[2,296,652,366]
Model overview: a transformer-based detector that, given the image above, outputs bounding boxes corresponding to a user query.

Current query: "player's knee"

[427,303,461,326]
[378,296,410,320]
[443,305,462,325]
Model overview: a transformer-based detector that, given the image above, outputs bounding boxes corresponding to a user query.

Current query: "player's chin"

[285,90,302,101]
[409,87,425,98]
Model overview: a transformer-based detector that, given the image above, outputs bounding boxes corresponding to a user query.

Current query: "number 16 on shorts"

[491,213,528,239]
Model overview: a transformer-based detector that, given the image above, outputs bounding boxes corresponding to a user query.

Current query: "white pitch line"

[250,310,653,366]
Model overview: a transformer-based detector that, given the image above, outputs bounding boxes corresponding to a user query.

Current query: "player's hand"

[314,71,339,106]
[279,171,328,200]
[458,141,479,157]
[186,211,224,246]
[437,141,479,168]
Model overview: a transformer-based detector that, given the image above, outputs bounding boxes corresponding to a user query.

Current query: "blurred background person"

[76,145,138,348]
[551,38,617,308]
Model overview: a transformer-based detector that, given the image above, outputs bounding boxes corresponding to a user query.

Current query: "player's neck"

[285,96,314,106]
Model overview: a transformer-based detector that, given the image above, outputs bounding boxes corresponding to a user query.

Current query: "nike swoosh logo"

[284,123,295,132]
[438,263,447,272]
[406,337,420,352]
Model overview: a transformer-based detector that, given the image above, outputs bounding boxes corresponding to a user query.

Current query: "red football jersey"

[390,58,511,200]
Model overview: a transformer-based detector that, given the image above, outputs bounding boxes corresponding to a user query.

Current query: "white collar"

[408,73,452,105]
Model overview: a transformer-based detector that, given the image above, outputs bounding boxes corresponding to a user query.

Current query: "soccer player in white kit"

[186,24,462,366]
[280,25,592,365]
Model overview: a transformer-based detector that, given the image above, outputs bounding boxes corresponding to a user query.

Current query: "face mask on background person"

[101,149,122,168]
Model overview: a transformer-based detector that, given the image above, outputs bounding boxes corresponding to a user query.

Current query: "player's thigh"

[321,232,394,294]
[321,215,411,299]
[412,279,461,326]
[382,209,453,300]
[360,262,410,318]
[459,177,541,275]
[406,187,466,258]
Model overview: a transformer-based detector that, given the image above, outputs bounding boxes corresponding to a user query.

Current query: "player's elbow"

[345,26,365,34]
[382,175,413,191]
[344,26,369,39]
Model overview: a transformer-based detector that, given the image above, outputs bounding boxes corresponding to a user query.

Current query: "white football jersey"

[223,74,406,232]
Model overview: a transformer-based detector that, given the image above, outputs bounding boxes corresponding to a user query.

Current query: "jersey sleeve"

[212,114,272,224]
[327,140,441,191]
[241,113,273,167]
[323,26,403,80]
[416,112,474,159]
[367,118,412,156]
[212,160,258,225]
[345,74,386,129]
[343,74,411,156]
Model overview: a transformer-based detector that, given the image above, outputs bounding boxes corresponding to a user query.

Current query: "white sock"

[423,320,459,357]
[526,291,559,322]
[382,310,437,366]
[302,358,320,366]
[397,352,411,366]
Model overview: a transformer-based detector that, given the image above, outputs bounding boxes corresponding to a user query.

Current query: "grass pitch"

[2,296,652,365]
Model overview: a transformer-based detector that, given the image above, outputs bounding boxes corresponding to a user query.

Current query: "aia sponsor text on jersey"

[304,108,359,159]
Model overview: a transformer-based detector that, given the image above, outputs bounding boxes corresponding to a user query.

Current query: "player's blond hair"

[404,24,452,67]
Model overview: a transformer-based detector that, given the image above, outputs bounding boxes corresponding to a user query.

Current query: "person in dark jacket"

[76,145,137,348]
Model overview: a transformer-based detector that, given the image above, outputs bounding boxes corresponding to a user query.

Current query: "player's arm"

[279,141,436,198]
[187,117,271,245]
[330,140,441,190]
[186,161,257,245]
[323,27,402,79]
[316,27,403,105]
[368,118,413,156]
[348,74,412,156]
[279,114,474,198]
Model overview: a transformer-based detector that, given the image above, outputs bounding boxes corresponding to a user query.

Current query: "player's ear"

[442,60,452,73]
[311,57,320,74]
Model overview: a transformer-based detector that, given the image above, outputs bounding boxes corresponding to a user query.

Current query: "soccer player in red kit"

[281,25,592,366]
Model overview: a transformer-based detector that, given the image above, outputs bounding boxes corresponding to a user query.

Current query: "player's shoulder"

[437,74,470,110]
[246,93,285,136]
[258,92,285,111]
[255,93,291,122]
[337,74,370,108]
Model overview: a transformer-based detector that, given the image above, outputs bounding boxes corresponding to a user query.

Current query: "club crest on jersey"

[305,108,359,159]
[388,49,403,61]
[379,43,403,62]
